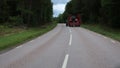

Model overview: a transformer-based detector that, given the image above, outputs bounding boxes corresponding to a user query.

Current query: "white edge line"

[111,40,116,43]
[16,45,22,48]
[62,54,69,68]
[30,40,34,42]
[16,40,34,49]
[103,36,107,39]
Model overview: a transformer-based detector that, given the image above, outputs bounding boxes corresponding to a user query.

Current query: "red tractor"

[66,14,82,27]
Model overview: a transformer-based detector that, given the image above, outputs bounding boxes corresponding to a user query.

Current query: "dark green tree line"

[0,0,53,27]
[101,0,120,28]
[62,0,120,28]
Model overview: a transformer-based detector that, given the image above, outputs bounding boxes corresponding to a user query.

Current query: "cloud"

[53,4,66,17]
[52,0,70,17]
[53,4,65,12]
[52,0,70,4]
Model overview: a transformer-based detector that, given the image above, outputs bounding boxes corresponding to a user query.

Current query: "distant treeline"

[60,0,120,28]
[0,0,53,27]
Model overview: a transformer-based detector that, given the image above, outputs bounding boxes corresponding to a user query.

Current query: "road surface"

[0,24,120,68]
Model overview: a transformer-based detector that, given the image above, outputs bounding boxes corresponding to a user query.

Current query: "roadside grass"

[0,26,25,36]
[81,24,120,41]
[0,22,57,51]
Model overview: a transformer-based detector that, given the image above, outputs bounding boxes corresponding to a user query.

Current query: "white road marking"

[103,36,107,39]
[68,27,72,46]
[69,29,72,33]
[111,40,116,43]
[30,40,34,42]
[16,45,22,48]
[62,54,69,68]
[16,40,34,49]
[68,27,72,33]
[69,34,72,46]
[98,34,117,44]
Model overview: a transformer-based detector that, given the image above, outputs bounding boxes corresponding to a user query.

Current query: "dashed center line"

[68,27,72,46]
[62,27,71,68]
[69,34,72,46]
[62,54,69,68]
[69,29,72,33]
[68,27,72,33]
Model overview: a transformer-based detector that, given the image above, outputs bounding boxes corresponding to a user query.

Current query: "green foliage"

[0,0,53,27]
[57,14,64,23]
[82,24,120,41]
[100,0,120,28]
[0,22,57,51]
[9,16,23,26]
[62,0,120,28]
[0,25,8,32]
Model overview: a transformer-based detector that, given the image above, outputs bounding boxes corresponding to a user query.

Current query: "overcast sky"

[52,0,70,17]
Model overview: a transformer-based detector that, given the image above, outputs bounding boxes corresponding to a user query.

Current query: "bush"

[9,16,23,26]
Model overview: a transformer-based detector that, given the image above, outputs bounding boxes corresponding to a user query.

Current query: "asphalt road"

[0,24,120,68]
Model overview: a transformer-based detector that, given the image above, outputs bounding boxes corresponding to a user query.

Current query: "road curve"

[0,24,120,68]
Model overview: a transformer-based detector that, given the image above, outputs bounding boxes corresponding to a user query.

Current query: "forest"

[0,0,55,50]
[0,0,53,27]
[59,0,120,29]
[0,0,120,50]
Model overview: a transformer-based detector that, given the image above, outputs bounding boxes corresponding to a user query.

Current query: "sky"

[52,0,70,17]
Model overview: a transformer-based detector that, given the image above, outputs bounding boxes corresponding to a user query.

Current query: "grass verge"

[81,24,120,41]
[0,22,57,51]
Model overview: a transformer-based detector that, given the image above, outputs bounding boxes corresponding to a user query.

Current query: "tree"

[0,0,53,27]
[101,0,120,28]
[63,0,120,28]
